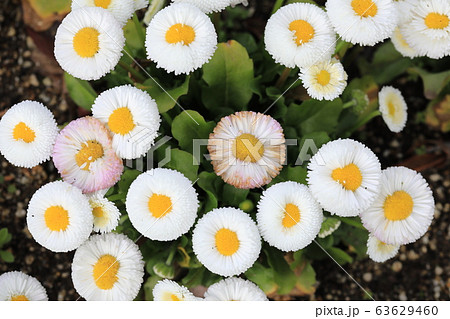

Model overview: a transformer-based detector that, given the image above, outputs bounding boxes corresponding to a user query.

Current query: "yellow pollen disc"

[92,206,104,218]
[94,0,111,9]
[93,254,120,290]
[165,23,196,45]
[10,295,29,301]
[171,294,181,301]
[13,122,36,143]
[383,190,414,221]
[44,205,70,232]
[75,140,104,171]
[387,101,396,117]
[289,19,315,45]
[316,70,331,86]
[215,228,240,256]
[108,107,135,135]
[331,163,363,191]
[282,203,301,228]
[351,0,378,18]
[425,12,449,30]
[73,27,100,58]
[233,133,265,163]
[148,194,172,218]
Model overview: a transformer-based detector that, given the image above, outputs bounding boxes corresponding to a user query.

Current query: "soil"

[0,0,448,301]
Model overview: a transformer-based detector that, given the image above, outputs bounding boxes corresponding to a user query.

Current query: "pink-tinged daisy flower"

[208,111,286,189]
[52,117,123,194]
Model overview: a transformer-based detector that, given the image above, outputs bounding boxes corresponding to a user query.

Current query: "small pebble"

[363,273,372,282]
[399,291,407,301]
[435,266,443,276]
[29,74,39,87]
[392,261,403,272]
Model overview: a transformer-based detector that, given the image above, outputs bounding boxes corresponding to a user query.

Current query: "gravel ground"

[0,0,448,301]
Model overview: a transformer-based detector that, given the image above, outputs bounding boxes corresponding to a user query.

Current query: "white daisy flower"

[54,7,125,81]
[400,0,450,59]
[256,182,323,252]
[204,277,267,301]
[52,116,124,194]
[366,234,400,263]
[208,111,286,189]
[91,85,161,160]
[88,193,121,233]
[134,0,149,11]
[391,27,419,58]
[26,181,93,253]
[395,0,419,25]
[72,233,144,301]
[71,0,135,26]
[307,139,382,217]
[0,101,58,168]
[126,168,199,241]
[299,58,348,101]
[152,279,199,301]
[360,167,435,245]
[145,3,218,75]
[192,207,261,277]
[264,3,336,68]
[326,0,398,46]
[378,86,408,133]
[0,272,48,301]
[171,0,230,13]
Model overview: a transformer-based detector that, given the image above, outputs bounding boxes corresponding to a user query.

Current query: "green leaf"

[143,276,162,301]
[245,262,278,294]
[137,76,190,113]
[197,172,222,213]
[265,247,297,295]
[28,0,71,18]
[164,149,199,182]
[338,216,365,229]
[64,72,97,110]
[0,228,8,244]
[123,18,145,54]
[327,247,353,265]
[0,250,14,263]
[409,67,450,100]
[171,110,215,155]
[318,217,341,238]
[222,184,249,207]
[202,40,255,110]
[296,261,316,295]
[269,165,308,186]
[118,169,141,194]
[285,99,344,135]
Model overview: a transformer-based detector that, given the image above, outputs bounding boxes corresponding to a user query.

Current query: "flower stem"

[351,110,381,132]
[166,248,176,266]
[118,61,146,83]
[272,0,285,15]
[275,67,291,89]
[343,100,357,109]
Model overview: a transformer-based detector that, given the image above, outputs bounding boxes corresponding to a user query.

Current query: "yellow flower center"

[75,140,104,171]
[282,203,301,228]
[92,206,105,218]
[215,228,240,256]
[148,194,172,218]
[351,0,378,18]
[73,27,100,58]
[94,0,111,9]
[165,23,196,45]
[383,190,414,221]
[44,205,70,232]
[171,294,180,301]
[289,20,315,45]
[316,70,331,86]
[387,101,396,117]
[10,295,29,301]
[233,133,264,163]
[108,107,135,135]
[13,122,36,143]
[331,163,363,191]
[93,254,120,290]
[425,12,449,30]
